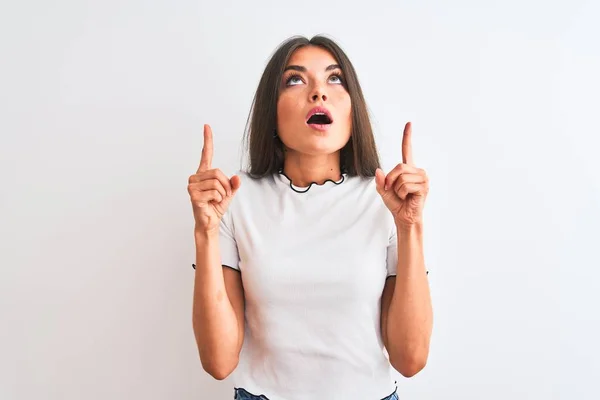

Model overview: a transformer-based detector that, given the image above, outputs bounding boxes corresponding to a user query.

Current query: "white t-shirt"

[219,170,399,400]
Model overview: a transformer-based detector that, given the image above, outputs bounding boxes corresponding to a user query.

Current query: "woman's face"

[276,46,352,157]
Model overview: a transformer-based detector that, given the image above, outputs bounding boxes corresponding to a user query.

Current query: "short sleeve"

[386,227,398,277]
[219,209,240,271]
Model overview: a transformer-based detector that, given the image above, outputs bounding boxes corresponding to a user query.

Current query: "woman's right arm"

[188,124,244,380]
[192,230,245,380]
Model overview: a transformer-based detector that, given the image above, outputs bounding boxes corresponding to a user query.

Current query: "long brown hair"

[243,35,380,178]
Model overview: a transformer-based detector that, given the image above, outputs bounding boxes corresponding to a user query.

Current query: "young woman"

[188,35,433,400]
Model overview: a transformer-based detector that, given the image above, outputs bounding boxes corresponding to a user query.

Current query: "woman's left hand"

[376,122,429,230]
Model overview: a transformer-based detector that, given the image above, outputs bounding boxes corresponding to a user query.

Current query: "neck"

[282,151,342,187]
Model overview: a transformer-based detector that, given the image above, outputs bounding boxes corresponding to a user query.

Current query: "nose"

[310,85,328,102]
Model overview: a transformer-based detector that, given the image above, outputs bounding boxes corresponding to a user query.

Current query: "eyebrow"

[283,64,342,72]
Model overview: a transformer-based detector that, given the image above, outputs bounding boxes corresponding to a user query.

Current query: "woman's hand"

[188,124,241,234]
[376,122,429,230]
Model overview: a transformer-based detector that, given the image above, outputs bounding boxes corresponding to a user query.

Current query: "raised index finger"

[198,124,213,173]
[402,122,414,165]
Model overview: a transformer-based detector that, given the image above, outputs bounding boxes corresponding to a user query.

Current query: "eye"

[328,73,344,85]
[285,74,304,86]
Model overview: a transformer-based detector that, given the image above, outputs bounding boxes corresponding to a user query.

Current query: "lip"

[305,106,334,124]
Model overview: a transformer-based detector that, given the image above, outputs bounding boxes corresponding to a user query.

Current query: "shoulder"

[233,170,275,190]
[343,174,379,201]
[345,174,396,231]
[227,170,274,209]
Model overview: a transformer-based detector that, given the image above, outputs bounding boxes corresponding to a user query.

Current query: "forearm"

[386,223,433,376]
[192,229,241,376]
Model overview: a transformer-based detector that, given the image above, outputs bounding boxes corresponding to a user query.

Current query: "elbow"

[206,368,232,381]
[390,352,428,378]
[192,320,241,380]
[201,357,238,381]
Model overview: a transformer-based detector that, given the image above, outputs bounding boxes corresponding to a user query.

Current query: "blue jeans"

[234,387,399,400]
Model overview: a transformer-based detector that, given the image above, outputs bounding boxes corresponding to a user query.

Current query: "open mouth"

[306,112,333,125]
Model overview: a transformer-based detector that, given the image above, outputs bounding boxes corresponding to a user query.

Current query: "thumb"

[230,175,242,195]
[375,168,386,195]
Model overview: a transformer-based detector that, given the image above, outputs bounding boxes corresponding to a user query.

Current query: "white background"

[1,1,599,399]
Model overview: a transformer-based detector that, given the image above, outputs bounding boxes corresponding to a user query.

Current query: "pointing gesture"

[375,122,429,230]
[402,122,414,166]
[188,124,241,233]
[198,124,214,173]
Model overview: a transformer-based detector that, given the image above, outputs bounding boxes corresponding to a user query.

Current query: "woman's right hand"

[188,124,241,233]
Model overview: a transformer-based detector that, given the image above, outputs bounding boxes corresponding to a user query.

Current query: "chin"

[281,124,350,156]
[295,134,349,156]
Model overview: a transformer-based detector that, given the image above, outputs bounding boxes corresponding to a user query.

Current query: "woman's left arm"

[380,223,432,377]
[376,122,433,377]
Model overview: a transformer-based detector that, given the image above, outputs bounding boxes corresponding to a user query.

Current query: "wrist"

[194,226,219,242]
[395,221,423,236]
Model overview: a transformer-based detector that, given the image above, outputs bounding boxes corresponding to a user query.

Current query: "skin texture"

[189,125,243,380]
[276,46,352,187]
[376,122,433,377]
